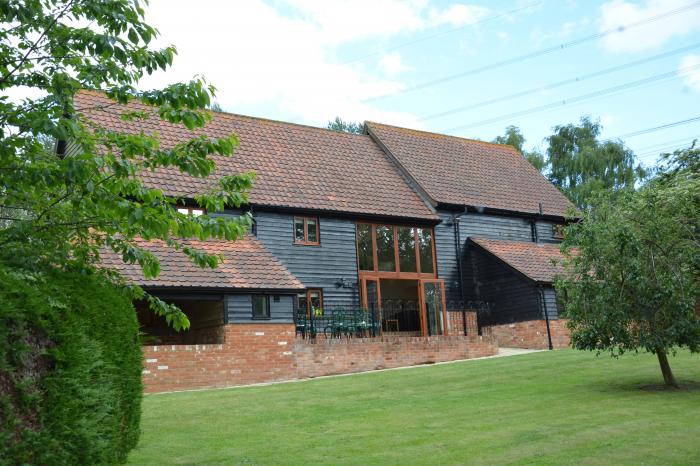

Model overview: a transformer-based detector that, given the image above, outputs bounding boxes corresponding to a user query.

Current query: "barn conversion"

[77,90,574,392]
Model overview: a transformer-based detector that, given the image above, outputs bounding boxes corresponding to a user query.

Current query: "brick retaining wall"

[483,319,570,350]
[142,323,498,393]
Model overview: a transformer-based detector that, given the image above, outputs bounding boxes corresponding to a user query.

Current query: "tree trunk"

[657,350,679,388]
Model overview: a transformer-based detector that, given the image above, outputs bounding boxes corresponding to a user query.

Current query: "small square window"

[293,216,320,245]
[177,206,206,216]
[252,295,270,319]
[273,295,280,303]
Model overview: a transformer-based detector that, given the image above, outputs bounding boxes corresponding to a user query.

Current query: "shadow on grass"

[590,379,700,394]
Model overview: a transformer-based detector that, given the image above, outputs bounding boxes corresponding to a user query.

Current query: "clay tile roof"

[366,122,576,218]
[470,237,567,284]
[101,236,304,290]
[74,90,437,221]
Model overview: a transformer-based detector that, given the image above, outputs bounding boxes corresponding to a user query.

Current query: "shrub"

[0,263,142,465]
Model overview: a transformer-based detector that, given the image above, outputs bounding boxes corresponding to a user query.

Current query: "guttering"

[538,285,554,350]
[451,208,469,335]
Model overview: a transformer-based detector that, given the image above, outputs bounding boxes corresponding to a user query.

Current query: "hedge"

[0,263,142,465]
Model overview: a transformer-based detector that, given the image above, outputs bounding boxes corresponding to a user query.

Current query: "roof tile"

[470,237,567,283]
[75,90,437,221]
[366,122,575,217]
[101,236,305,290]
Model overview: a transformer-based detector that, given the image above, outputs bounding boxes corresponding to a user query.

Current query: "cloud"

[679,54,700,92]
[428,4,489,27]
[378,53,411,76]
[137,1,487,129]
[599,0,700,53]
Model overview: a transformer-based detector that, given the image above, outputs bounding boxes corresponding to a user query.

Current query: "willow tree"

[557,144,700,387]
[547,117,646,209]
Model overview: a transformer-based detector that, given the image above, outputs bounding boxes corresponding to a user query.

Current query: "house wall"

[434,209,561,317]
[225,294,296,323]
[254,211,359,307]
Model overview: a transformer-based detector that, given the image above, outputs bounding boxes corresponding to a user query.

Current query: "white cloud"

[137,1,487,128]
[679,54,700,92]
[599,0,700,53]
[428,4,489,27]
[378,53,411,76]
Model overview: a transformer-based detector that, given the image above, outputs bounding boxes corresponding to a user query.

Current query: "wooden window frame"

[298,289,324,317]
[251,295,271,320]
[293,216,321,246]
[356,223,438,280]
[552,224,565,240]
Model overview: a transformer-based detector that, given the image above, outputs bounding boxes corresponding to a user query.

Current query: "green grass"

[128,350,700,465]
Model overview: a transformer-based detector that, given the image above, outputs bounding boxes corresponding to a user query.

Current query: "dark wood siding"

[536,220,561,243]
[466,246,541,325]
[541,286,559,320]
[225,293,295,323]
[434,212,462,309]
[254,212,359,307]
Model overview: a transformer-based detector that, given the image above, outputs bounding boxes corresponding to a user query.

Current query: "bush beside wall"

[0,263,142,465]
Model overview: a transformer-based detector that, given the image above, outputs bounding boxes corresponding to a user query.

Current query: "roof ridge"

[365,120,521,153]
[75,89,370,139]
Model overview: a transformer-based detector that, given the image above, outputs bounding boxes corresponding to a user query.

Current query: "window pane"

[307,219,318,243]
[191,209,204,216]
[294,218,305,242]
[397,227,417,272]
[375,225,396,272]
[418,228,434,274]
[177,208,189,215]
[309,291,323,317]
[297,292,308,315]
[356,224,374,271]
[252,295,269,319]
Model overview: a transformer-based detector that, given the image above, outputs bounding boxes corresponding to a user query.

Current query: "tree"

[493,125,546,172]
[547,117,646,209]
[0,0,254,329]
[327,116,364,134]
[556,143,700,387]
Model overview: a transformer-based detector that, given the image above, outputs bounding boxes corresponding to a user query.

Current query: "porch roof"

[469,237,567,284]
[101,236,305,290]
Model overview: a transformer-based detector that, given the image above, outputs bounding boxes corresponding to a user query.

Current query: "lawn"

[127,350,700,465]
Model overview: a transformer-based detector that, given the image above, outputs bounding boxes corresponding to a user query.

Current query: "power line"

[635,134,700,153]
[611,116,700,140]
[364,1,700,102]
[340,1,543,65]
[419,42,700,122]
[442,64,700,133]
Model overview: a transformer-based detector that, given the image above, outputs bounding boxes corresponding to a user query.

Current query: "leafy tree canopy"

[0,0,254,330]
[546,117,646,208]
[493,125,546,172]
[327,116,364,134]
[557,143,700,387]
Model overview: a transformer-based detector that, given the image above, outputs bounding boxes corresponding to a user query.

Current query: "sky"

[138,0,700,167]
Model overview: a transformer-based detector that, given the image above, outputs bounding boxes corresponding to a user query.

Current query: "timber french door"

[361,277,381,314]
[419,279,448,336]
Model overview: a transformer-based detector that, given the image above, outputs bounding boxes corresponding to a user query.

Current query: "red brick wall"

[447,311,479,336]
[483,319,570,350]
[142,323,498,393]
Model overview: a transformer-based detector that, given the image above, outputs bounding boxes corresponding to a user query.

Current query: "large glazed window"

[375,225,396,272]
[356,223,374,271]
[417,228,434,274]
[397,227,417,272]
